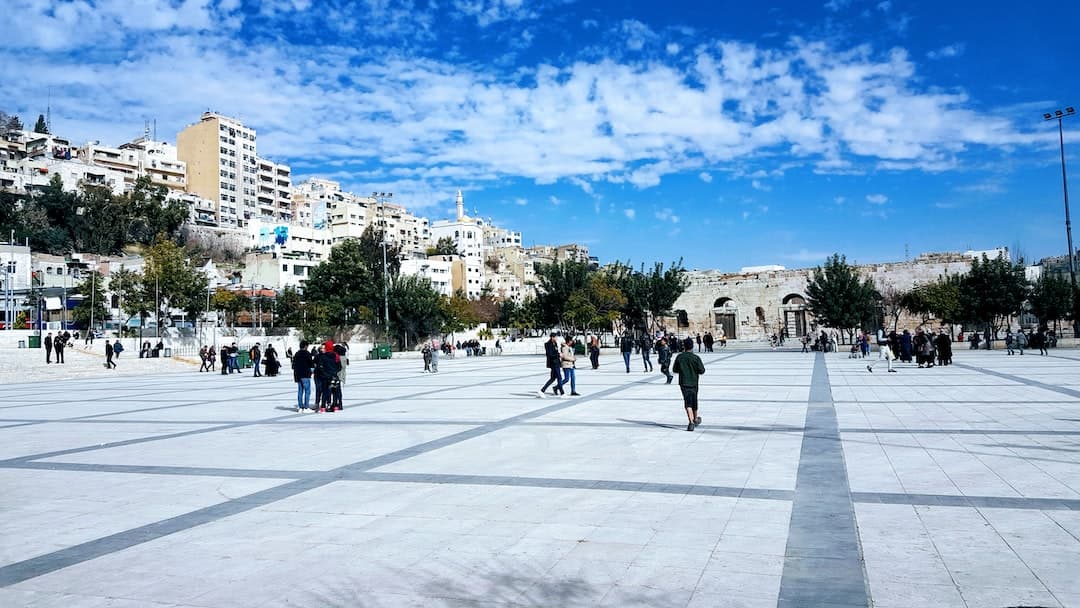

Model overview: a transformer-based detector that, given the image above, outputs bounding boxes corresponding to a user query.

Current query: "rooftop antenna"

[46,87,51,133]
[153,119,157,141]
[904,243,909,262]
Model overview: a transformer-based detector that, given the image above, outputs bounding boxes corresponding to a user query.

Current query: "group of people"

[198,342,283,376]
[866,324,954,373]
[1004,328,1052,356]
[539,332,708,431]
[693,331,725,352]
[291,340,349,412]
[43,331,71,364]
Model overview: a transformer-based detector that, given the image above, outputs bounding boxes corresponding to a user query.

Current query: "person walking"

[875,324,889,360]
[422,344,433,372]
[250,343,262,377]
[199,346,211,372]
[264,344,280,376]
[44,332,54,364]
[619,333,634,373]
[656,337,674,384]
[695,333,703,353]
[560,335,580,396]
[1015,329,1027,356]
[703,332,714,353]
[1005,330,1015,355]
[674,338,706,431]
[104,339,117,369]
[589,335,600,369]
[292,340,314,412]
[220,344,230,376]
[430,341,439,373]
[866,341,897,373]
[1037,327,1049,356]
[538,333,565,398]
[639,334,654,373]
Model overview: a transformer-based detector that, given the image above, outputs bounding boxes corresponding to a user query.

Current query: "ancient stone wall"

[670,253,975,342]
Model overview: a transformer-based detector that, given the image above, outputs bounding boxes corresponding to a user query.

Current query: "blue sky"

[1,0,1078,271]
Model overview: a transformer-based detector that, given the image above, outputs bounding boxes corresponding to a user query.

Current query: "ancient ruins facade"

[668,250,996,342]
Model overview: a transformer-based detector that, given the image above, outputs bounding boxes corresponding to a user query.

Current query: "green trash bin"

[573,342,586,355]
[28,335,41,349]
[374,343,392,359]
[237,351,251,368]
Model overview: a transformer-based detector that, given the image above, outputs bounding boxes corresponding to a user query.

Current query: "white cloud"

[624,208,636,220]
[741,210,751,220]
[548,195,562,206]
[751,179,771,191]
[655,208,680,223]
[620,19,657,52]
[0,15,1041,207]
[866,193,889,205]
[666,42,681,55]
[954,180,1004,194]
[783,249,831,262]
[927,44,965,60]
[514,197,529,206]
[834,196,846,205]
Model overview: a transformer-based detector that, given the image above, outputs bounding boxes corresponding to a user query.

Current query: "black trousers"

[542,367,564,394]
[680,386,699,412]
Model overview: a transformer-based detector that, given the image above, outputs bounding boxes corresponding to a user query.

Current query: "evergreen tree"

[805,254,879,340]
[72,271,108,330]
[1028,273,1072,332]
[426,236,460,256]
[33,113,48,134]
[958,254,1029,345]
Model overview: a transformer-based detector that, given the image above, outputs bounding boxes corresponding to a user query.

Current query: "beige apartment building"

[177,112,259,229]
[255,157,292,223]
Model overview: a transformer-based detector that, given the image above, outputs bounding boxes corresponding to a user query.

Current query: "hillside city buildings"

[1,112,598,329]
[1,112,1073,338]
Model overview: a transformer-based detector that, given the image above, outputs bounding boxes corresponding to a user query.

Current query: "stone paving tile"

[3,350,1080,606]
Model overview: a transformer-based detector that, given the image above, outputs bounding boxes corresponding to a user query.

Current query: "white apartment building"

[430,190,488,298]
[400,257,457,296]
[0,130,129,194]
[255,157,292,223]
[78,136,187,193]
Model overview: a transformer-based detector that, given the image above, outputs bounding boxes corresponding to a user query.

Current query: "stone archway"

[781,293,808,337]
[712,297,737,340]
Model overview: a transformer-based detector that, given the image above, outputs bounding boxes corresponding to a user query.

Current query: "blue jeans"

[622,352,631,371]
[641,351,652,371]
[296,377,311,409]
[562,368,576,393]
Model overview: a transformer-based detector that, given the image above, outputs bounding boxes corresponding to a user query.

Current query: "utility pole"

[1043,106,1078,336]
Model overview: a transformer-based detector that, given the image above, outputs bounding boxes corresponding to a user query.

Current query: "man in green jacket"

[673,338,705,431]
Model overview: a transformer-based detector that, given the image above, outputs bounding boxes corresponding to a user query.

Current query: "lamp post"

[1043,106,1078,336]
[373,192,393,333]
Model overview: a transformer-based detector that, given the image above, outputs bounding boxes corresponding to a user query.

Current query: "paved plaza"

[1,348,1079,607]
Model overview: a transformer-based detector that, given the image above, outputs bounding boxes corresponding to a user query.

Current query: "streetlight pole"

[1044,106,1078,336]
[373,192,393,333]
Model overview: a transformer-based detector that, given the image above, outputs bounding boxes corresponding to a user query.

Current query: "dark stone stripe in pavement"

[0,359,701,587]
[953,362,1080,399]
[778,352,870,608]
[852,491,1080,511]
[839,428,1080,436]
[348,471,795,501]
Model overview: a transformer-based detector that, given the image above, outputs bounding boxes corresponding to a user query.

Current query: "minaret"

[455,190,464,221]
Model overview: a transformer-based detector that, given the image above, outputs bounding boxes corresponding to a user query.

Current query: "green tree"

[120,177,188,246]
[303,238,380,338]
[440,290,479,335]
[21,175,75,253]
[608,260,689,333]
[143,238,210,325]
[426,236,460,256]
[901,277,964,326]
[33,113,48,134]
[0,111,22,132]
[959,254,1029,345]
[1028,273,1072,332]
[389,275,446,347]
[805,254,879,340]
[535,260,593,328]
[71,271,108,330]
[211,288,245,327]
[273,285,305,327]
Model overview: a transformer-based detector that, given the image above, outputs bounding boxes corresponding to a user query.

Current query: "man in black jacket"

[44,332,54,364]
[292,340,313,412]
[538,333,565,398]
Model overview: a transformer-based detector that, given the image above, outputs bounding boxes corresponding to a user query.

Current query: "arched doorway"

[781,294,808,338]
[712,297,737,340]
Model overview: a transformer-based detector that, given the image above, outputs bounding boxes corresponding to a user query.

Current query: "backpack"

[113,342,124,353]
